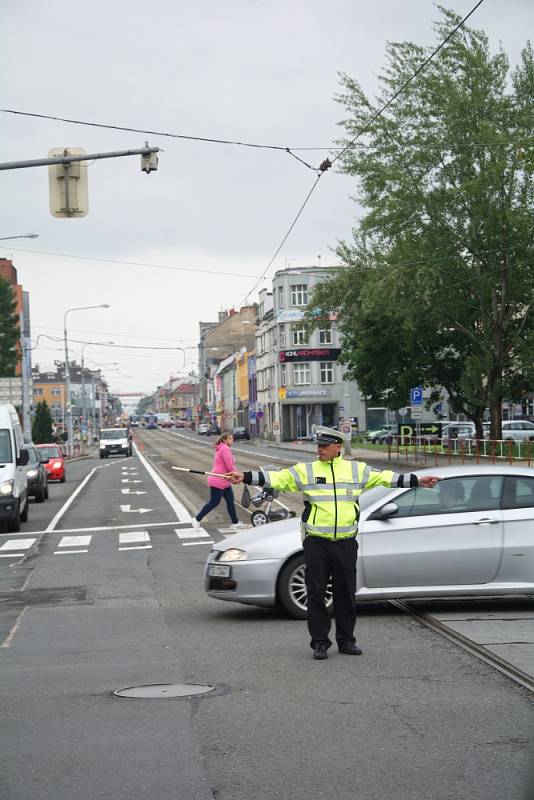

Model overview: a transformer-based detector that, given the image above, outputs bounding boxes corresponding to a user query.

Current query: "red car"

[36,444,66,482]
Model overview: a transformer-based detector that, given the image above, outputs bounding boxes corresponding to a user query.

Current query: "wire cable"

[0,108,317,170]
[2,246,263,280]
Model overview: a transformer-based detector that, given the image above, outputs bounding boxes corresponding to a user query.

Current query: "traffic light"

[48,147,89,218]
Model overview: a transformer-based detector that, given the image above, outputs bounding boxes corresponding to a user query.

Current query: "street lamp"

[63,304,110,454]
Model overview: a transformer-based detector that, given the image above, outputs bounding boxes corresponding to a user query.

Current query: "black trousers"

[303,535,358,649]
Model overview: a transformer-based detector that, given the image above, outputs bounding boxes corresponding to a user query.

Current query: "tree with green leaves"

[308,8,534,439]
[0,276,20,377]
[32,400,54,444]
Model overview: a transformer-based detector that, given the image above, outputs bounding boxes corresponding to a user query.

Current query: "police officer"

[228,425,441,660]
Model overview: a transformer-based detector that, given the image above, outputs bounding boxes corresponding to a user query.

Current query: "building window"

[318,326,332,345]
[320,362,334,384]
[280,364,287,386]
[278,286,285,309]
[293,363,310,385]
[290,284,308,307]
[34,388,44,396]
[51,389,61,397]
[291,325,308,346]
[279,326,286,348]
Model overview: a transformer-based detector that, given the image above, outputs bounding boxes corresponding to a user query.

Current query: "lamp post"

[80,341,114,436]
[63,304,110,455]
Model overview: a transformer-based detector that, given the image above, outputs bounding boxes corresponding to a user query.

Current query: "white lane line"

[1,606,28,648]
[119,531,150,544]
[133,442,191,522]
[12,521,183,535]
[182,540,214,546]
[175,529,209,539]
[0,553,25,558]
[53,549,89,555]
[0,538,36,551]
[118,544,152,551]
[46,466,101,532]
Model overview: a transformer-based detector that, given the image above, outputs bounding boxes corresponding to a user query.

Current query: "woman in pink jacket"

[193,431,246,530]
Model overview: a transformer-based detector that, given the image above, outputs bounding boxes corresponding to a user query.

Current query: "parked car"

[365,426,390,443]
[175,420,187,428]
[232,427,250,440]
[206,424,221,436]
[36,443,66,482]
[204,465,534,619]
[376,424,399,444]
[22,444,49,503]
[0,403,30,531]
[197,422,210,435]
[498,420,534,442]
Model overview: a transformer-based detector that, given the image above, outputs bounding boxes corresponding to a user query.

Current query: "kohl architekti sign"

[279,348,341,363]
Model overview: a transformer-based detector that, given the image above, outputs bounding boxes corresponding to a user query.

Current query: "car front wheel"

[277,554,334,620]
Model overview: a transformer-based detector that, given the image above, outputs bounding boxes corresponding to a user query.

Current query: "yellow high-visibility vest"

[263,456,399,540]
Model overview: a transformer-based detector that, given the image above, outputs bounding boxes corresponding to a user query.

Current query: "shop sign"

[279,348,341,363]
[285,389,328,398]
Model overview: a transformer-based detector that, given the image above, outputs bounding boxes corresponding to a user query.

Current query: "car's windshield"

[100,430,128,440]
[359,486,394,509]
[37,446,60,459]
[0,429,12,463]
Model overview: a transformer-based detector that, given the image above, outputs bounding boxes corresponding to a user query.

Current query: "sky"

[2,0,532,404]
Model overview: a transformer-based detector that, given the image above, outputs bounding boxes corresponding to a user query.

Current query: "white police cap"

[315,425,344,445]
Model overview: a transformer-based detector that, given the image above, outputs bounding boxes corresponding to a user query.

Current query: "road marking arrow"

[120,504,152,514]
[121,488,147,495]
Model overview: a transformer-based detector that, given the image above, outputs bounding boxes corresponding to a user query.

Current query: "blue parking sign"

[410,387,423,405]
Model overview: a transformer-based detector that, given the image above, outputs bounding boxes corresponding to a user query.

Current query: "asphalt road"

[0,436,532,800]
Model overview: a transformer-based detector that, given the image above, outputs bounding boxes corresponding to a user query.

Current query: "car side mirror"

[17,449,30,467]
[40,458,49,464]
[369,502,399,520]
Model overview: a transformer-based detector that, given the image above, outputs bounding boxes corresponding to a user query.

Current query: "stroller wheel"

[251,509,269,526]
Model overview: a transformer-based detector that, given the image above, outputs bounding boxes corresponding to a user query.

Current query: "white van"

[99,428,132,458]
[0,403,30,531]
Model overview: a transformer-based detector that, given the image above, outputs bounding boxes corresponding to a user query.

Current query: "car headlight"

[220,548,247,562]
[53,461,62,468]
[26,469,38,478]
[0,480,14,496]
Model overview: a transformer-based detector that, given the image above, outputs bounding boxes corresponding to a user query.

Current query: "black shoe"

[312,643,328,660]
[338,642,363,655]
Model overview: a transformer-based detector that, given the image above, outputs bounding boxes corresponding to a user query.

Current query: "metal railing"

[383,436,534,466]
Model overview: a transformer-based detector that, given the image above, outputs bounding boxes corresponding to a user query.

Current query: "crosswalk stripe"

[58,535,92,548]
[0,538,36,551]
[119,531,150,544]
[175,528,209,539]
[53,549,89,555]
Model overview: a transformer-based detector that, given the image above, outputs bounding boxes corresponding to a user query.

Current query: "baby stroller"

[241,485,297,527]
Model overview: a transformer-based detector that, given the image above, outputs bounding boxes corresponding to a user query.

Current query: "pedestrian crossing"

[0,526,216,560]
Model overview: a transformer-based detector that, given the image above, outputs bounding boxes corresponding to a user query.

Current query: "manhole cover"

[114,683,216,699]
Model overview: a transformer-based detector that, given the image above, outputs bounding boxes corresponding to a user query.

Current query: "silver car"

[204,465,534,619]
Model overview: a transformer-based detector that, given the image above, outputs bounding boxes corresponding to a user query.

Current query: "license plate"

[208,564,231,578]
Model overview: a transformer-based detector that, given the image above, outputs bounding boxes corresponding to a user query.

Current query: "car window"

[100,430,127,440]
[392,476,503,517]
[0,429,12,462]
[38,446,60,459]
[25,446,37,463]
[502,476,534,510]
